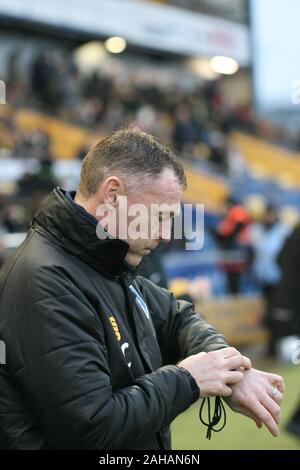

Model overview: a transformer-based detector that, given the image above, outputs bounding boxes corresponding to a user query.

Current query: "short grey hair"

[78,128,186,197]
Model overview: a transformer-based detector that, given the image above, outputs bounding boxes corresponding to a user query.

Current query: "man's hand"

[225,368,285,437]
[178,347,251,398]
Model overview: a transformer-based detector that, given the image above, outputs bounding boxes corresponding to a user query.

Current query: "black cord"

[199,396,227,440]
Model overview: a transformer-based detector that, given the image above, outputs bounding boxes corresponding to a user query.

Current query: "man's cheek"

[150,218,160,239]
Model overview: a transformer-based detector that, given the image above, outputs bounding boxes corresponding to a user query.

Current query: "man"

[212,197,252,295]
[0,129,283,450]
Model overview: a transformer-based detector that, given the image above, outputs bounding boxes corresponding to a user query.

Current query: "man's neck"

[74,193,98,219]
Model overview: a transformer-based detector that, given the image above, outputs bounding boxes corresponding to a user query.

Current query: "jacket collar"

[32,187,131,277]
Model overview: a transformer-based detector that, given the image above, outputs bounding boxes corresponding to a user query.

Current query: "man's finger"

[260,395,281,425]
[267,373,285,393]
[269,388,283,406]
[225,355,251,370]
[207,384,232,397]
[225,371,244,384]
[248,400,279,437]
[220,384,233,397]
[221,347,241,359]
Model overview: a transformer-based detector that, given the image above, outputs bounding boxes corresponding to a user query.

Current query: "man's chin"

[125,253,143,267]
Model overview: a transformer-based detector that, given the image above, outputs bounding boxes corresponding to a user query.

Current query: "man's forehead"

[157,168,182,188]
[127,168,183,210]
[145,186,182,210]
[146,169,182,199]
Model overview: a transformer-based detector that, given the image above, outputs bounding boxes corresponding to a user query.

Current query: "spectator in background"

[17,160,57,199]
[173,104,200,154]
[286,402,300,439]
[2,204,27,234]
[251,205,290,295]
[269,223,300,352]
[212,197,252,295]
[207,128,228,172]
[27,130,53,162]
[6,50,24,104]
[269,222,300,439]
[30,52,53,108]
[250,204,291,352]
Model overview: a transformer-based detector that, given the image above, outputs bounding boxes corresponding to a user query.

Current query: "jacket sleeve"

[137,276,229,365]
[14,265,199,450]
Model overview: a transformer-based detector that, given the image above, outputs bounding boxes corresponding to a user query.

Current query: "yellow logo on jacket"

[109,316,121,341]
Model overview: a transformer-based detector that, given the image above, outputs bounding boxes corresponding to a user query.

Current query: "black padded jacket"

[0,188,228,450]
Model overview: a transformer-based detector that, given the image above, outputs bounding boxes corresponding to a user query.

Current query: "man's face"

[120,169,182,266]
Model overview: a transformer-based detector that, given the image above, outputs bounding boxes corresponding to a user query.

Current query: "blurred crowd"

[212,198,299,349]
[4,49,247,166]
[4,49,300,159]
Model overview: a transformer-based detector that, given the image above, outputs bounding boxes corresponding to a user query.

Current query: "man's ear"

[100,176,124,206]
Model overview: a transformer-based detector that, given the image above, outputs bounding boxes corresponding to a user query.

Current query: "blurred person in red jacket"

[213,197,252,295]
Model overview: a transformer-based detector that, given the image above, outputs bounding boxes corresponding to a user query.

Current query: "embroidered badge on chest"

[129,285,150,320]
